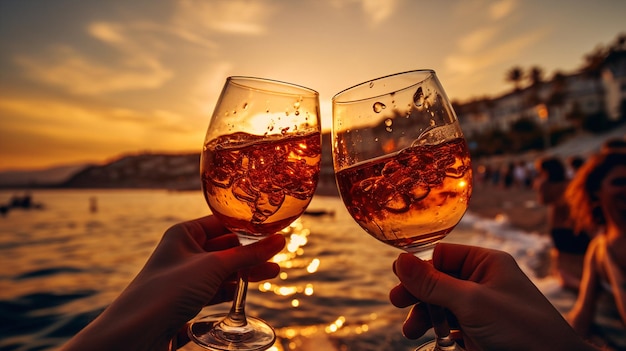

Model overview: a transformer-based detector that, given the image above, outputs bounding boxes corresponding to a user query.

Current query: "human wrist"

[61,279,180,351]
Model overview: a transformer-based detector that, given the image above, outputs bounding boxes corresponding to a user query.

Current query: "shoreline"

[467,182,548,235]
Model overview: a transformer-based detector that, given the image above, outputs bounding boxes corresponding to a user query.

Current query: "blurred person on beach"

[567,155,586,180]
[564,150,626,343]
[490,163,501,186]
[513,160,529,188]
[502,162,515,188]
[60,215,285,351]
[534,156,590,290]
[390,244,601,351]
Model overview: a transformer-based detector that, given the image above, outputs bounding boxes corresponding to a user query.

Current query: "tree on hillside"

[528,66,544,86]
[581,45,607,78]
[611,33,626,51]
[506,66,524,91]
[525,65,544,106]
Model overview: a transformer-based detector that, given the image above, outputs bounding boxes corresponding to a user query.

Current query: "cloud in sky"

[489,0,517,20]
[16,46,172,95]
[190,61,235,116]
[15,17,174,96]
[2,0,624,170]
[328,0,398,26]
[445,28,548,74]
[12,0,273,97]
[173,0,274,36]
[361,0,398,25]
[437,0,552,100]
[0,96,205,169]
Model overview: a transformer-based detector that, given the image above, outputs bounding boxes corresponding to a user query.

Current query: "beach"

[468,182,547,234]
[455,181,626,351]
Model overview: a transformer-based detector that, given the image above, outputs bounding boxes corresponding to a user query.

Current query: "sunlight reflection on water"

[0,189,479,350]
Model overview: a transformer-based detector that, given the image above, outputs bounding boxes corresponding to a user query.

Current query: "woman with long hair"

[564,150,626,346]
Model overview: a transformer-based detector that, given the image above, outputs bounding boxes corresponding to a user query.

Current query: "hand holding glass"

[190,77,321,351]
[332,70,472,351]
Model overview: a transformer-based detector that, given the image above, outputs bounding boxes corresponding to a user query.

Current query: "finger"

[435,243,521,285]
[393,253,469,309]
[207,262,281,306]
[202,233,240,252]
[209,262,281,288]
[208,281,238,305]
[402,303,431,339]
[248,262,281,282]
[185,216,231,245]
[432,243,474,273]
[389,283,420,308]
[215,234,286,273]
[175,322,192,348]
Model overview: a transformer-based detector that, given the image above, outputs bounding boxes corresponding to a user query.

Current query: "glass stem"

[221,271,249,328]
[427,304,459,350]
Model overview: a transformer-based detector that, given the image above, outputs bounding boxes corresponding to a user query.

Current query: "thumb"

[394,253,465,309]
[215,234,286,274]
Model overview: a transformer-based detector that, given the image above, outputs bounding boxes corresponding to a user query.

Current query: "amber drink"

[332,69,471,351]
[202,131,321,242]
[189,76,320,351]
[336,137,472,253]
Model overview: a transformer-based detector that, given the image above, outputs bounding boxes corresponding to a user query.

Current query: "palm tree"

[528,66,544,87]
[506,66,524,91]
[581,45,607,78]
[526,66,544,106]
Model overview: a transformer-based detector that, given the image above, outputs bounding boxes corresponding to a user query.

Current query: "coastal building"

[457,50,626,137]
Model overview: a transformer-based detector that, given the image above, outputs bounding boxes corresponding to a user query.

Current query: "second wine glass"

[190,76,322,351]
[332,70,473,351]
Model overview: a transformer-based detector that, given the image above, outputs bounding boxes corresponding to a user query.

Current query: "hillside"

[1,125,623,191]
[59,153,201,190]
[0,164,90,188]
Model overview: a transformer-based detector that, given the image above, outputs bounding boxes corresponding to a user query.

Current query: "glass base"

[189,314,276,351]
[415,340,463,351]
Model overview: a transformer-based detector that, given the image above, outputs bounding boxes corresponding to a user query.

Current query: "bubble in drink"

[373,102,386,113]
[413,87,425,108]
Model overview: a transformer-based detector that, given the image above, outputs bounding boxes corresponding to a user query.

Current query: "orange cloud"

[173,0,273,36]
[489,0,517,20]
[16,45,172,95]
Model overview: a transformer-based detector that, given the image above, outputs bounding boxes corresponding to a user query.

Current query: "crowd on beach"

[471,137,626,349]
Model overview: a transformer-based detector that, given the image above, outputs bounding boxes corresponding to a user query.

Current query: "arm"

[390,243,599,351]
[603,243,626,326]
[567,237,601,336]
[60,216,286,351]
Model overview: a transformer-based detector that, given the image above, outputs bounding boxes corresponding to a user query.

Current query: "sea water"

[0,190,622,351]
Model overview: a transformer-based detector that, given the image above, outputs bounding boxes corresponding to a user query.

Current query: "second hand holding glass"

[332,70,473,351]
[190,77,322,351]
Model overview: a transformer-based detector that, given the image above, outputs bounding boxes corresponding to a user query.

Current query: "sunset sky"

[1,0,624,171]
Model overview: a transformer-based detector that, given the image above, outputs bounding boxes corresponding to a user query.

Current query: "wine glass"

[190,76,322,351]
[331,70,472,351]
